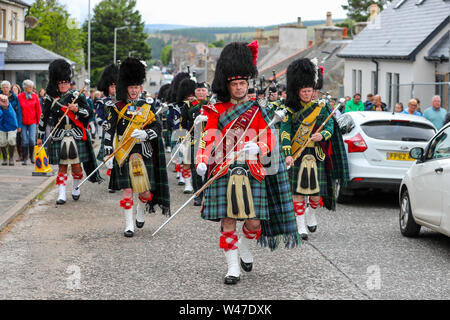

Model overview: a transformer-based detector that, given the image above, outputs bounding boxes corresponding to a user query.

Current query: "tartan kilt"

[201,162,269,222]
[190,144,204,193]
[96,132,106,162]
[48,138,90,165]
[290,147,327,197]
[108,145,156,191]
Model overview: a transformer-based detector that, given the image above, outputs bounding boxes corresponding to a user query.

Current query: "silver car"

[336,111,436,202]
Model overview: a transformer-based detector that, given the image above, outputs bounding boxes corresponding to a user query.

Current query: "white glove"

[194,115,208,126]
[131,129,148,140]
[105,157,114,169]
[242,142,260,156]
[196,163,207,177]
[274,109,287,122]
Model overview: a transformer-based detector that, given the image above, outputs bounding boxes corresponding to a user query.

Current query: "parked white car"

[399,123,450,237]
[336,112,436,202]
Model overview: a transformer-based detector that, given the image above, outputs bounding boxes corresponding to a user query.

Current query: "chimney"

[369,4,380,22]
[326,11,333,27]
[297,17,303,27]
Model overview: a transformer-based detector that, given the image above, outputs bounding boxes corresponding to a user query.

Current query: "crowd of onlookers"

[340,93,449,130]
[0,79,105,167]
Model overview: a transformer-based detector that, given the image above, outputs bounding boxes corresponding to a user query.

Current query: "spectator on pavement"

[12,84,21,96]
[38,88,47,107]
[444,112,450,127]
[423,96,447,130]
[17,80,41,165]
[369,95,387,111]
[1,81,22,162]
[394,102,404,113]
[374,105,384,112]
[344,93,365,113]
[364,94,374,110]
[402,99,422,116]
[0,93,18,166]
[415,98,422,114]
[70,81,77,91]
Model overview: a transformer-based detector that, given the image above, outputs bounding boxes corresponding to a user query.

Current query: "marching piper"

[37,59,102,205]
[180,81,210,204]
[166,72,190,183]
[280,58,349,240]
[103,58,170,237]
[96,64,118,194]
[196,42,299,285]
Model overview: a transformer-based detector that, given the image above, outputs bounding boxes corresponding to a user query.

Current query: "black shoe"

[22,160,27,166]
[1,162,7,166]
[194,198,202,206]
[72,194,80,201]
[240,259,253,273]
[178,182,185,186]
[56,199,66,205]
[224,276,240,285]
[308,226,317,233]
[136,220,145,229]
[300,233,308,241]
[124,230,134,238]
[108,189,116,193]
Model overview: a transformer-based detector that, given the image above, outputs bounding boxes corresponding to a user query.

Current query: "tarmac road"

[0,161,449,300]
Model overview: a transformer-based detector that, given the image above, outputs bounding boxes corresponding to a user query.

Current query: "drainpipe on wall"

[372,58,379,95]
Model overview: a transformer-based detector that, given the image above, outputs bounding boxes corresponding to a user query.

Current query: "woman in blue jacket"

[0,93,19,166]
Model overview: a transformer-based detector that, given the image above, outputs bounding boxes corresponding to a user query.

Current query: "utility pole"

[114,26,128,64]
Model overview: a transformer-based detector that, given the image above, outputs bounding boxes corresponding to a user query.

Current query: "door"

[412,127,450,226]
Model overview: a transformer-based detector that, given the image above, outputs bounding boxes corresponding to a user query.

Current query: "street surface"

[0,153,449,300]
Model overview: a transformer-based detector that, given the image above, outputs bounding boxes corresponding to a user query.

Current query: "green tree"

[26,0,85,67]
[82,0,151,86]
[208,39,225,48]
[160,45,172,66]
[342,0,393,22]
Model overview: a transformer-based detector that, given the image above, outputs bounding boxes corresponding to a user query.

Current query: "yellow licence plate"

[387,152,415,161]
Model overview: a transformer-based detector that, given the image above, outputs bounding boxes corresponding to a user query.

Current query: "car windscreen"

[360,120,436,142]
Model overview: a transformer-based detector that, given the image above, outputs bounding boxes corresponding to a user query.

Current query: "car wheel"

[399,189,421,237]
[335,179,351,204]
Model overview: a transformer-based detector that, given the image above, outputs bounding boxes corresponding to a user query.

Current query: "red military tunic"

[196,100,274,182]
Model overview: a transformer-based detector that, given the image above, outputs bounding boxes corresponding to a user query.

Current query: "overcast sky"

[27,0,349,27]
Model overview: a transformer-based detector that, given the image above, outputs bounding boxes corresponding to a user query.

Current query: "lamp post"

[114,26,128,64]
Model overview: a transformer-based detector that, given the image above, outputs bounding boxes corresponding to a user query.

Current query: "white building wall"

[343,24,449,110]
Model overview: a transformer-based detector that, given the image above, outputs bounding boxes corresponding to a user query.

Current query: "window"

[352,69,357,95]
[386,72,393,108]
[371,71,377,94]
[393,73,400,104]
[427,127,450,160]
[361,120,436,142]
[0,9,5,40]
[358,70,362,94]
[11,12,17,41]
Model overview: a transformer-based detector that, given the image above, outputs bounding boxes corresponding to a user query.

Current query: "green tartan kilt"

[163,129,171,147]
[48,138,90,165]
[290,147,327,196]
[109,145,156,191]
[190,144,204,193]
[201,162,269,222]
